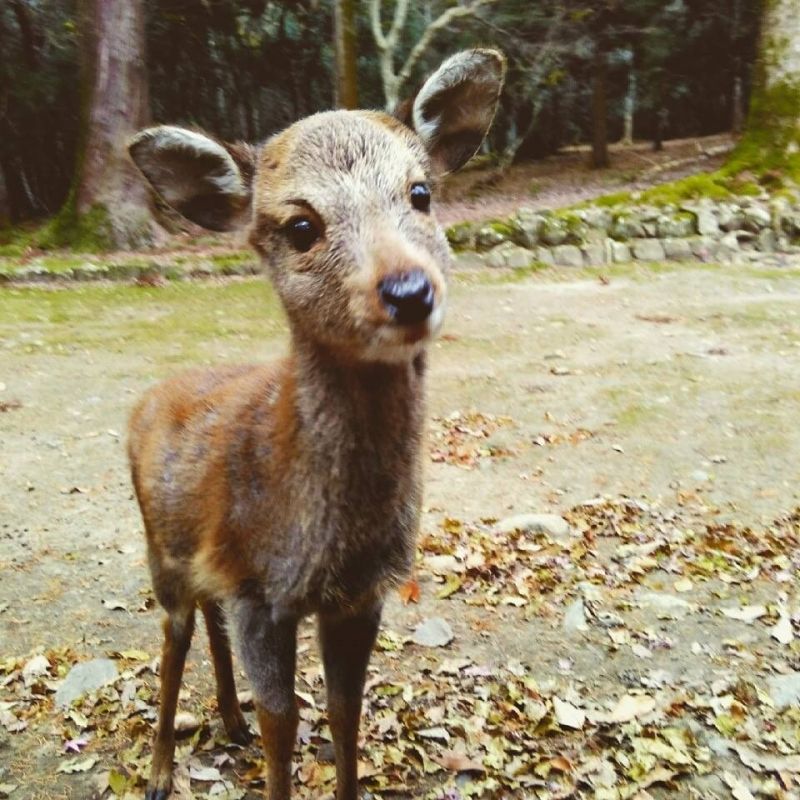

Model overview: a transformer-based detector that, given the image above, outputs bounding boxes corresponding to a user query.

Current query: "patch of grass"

[0,279,287,357]
[210,251,258,270]
[590,191,635,208]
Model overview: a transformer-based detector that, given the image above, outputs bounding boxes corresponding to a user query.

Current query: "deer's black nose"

[379,270,435,325]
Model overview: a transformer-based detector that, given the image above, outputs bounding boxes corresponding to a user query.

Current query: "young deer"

[127,50,505,800]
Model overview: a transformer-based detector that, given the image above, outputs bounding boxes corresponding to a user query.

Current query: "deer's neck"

[284,333,427,469]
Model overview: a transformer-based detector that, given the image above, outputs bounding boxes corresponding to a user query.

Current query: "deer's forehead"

[255,111,428,201]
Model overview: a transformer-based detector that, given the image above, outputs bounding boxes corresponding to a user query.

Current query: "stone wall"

[447,194,800,269]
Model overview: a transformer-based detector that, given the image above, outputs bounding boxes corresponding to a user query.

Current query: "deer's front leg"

[319,603,381,800]
[232,596,298,800]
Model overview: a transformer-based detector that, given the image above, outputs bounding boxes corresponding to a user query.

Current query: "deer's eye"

[410,182,431,213]
[285,217,320,252]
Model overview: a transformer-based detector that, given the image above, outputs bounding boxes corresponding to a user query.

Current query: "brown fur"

[127,50,504,800]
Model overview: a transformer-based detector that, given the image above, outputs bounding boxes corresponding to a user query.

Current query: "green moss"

[487,220,515,238]
[36,204,115,252]
[446,222,476,247]
[591,191,635,208]
[638,173,733,205]
[726,77,800,182]
[548,211,588,243]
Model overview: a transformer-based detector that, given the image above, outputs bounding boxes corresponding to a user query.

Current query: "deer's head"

[129,50,505,363]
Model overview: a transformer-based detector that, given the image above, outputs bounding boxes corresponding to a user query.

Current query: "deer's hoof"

[145,789,170,800]
[226,718,253,746]
[222,708,253,747]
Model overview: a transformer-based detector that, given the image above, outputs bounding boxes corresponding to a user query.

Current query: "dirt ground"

[1,259,799,799]
[436,135,733,225]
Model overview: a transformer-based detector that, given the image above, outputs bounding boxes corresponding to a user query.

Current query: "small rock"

[581,243,607,266]
[485,242,533,269]
[563,598,588,633]
[767,672,800,710]
[55,659,119,707]
[632,239,666,262]
[637,591,694,618]
[534,246,555,266]
[475,226,506,251]
[756,228,777,253]
[691,469,710,482]
[579,207,613,231]
[690,236,720,260]
[662,238,693,260]
[609,240,632,263]
[610,213,646,240]
[551,244,584,268]
[495,513,571,540]
[540,217,569,246]
[718,203,746,232]
[720,231,741,251]
[657,213,696,238]
[411,617,454,648]
[514,210,546,248]
[692,206,720,236]
[446,223,476,247]
[742,204,771,232]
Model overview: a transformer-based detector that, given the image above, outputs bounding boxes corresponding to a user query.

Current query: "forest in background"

[1,0,761,233]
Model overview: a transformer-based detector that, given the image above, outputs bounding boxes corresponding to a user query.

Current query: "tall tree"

[333,0,359,109]
[731,0,800,175]
[369,0,493,110]
[55,0,156,249]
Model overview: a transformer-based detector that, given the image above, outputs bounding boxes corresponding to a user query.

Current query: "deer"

[126,49,505,800]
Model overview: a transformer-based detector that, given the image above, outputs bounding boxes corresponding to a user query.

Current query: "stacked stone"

[448,195,800,269]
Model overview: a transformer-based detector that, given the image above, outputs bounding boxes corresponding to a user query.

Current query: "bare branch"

[396,0,495,97]
[369,0,388,51]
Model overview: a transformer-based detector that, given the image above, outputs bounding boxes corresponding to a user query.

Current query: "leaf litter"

[1,498,799,798]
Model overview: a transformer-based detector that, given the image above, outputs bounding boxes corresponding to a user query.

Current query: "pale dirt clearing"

[1,261,799,799]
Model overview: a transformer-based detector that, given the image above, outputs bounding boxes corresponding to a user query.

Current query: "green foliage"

[726,78,800,182]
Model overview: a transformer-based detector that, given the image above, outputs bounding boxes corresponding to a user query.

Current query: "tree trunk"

[731,0,800,174]
[0,163,10,228]
[333,0,359,109]
[590,46,609,168]
[621,49,636,146]
[61,0,157,249]
[731,74,744,134]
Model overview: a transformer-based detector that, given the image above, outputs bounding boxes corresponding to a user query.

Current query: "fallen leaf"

[731,743,800,774]
[417,726,450,743]
[596,694,656,724]
[553,697,585,730]
[434,751,484,773]
[56,756,98,774]
[188,763,223,782]
[721,605,767,623]
[722,771,755,800]
[771,613,793,645]
[398,579,420,605]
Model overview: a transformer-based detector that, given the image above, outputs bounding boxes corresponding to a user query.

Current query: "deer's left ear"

[412,49,506,175]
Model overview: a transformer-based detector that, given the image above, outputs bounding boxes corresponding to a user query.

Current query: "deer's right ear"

[128,126,255,232]
[411,49,506,175]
